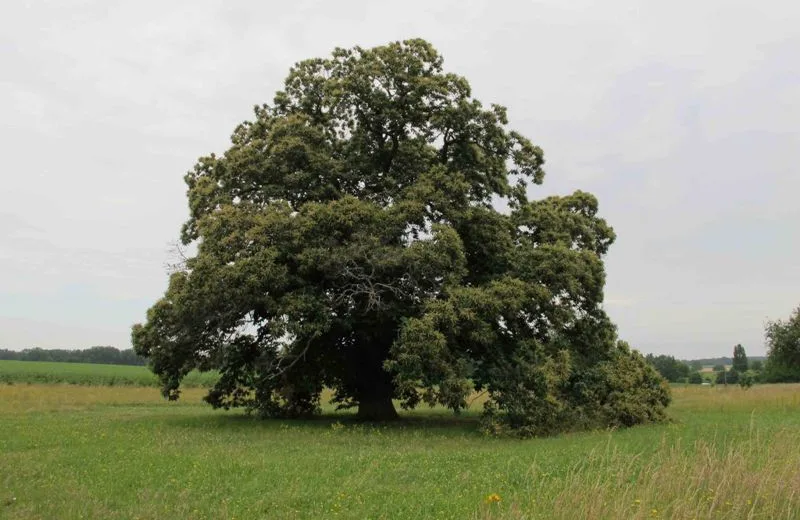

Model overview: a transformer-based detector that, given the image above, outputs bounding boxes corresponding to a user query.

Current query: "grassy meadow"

[1,364,799,519]
[0,360,218,387]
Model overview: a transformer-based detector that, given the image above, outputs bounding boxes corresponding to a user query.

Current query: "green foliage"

[738,370,756,389]
[732,344,748,373]
[750,360,763,371]
[584,342,672,427]
[645,354,691,382]
[763,306,800,383]
[474,341,670,437]
[132,39,669,434]
[716,368,739,385]
[0,347,145,366]
[713,364,726,373]
[688,372,703,384]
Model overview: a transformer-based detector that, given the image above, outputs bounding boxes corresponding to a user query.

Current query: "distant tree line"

[0,346,146,366]
[645,301,800,387]
[706,306,800,386]
[680,356,766,367]
[645,345,765,388]
[645,354,690,383]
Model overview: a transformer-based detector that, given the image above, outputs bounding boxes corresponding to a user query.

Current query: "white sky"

[1,0,798,358]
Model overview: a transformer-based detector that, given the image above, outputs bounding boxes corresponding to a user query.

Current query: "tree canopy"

[688,372,703,384]
[732,344,748,373]
[716,368,738,385]
[763,306,800,383]
[645,354,690,383]
[132,39,670,436]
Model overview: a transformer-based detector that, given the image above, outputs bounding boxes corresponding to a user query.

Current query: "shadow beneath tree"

[161,407,487,438]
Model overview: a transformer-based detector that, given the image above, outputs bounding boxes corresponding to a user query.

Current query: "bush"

[481,341,671,437]
[688,372,703,384]
[738,371,756,389]
[645,354,690,383]
[716,368,739,385]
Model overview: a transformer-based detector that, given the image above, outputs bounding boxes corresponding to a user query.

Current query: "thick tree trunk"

[349,324,399,421]
[354,358,398,421]
[356,394,398,421]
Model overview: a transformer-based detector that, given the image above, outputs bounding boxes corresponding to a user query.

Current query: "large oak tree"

[132,39,669,435]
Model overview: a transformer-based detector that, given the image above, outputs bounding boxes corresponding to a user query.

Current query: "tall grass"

[1,378,798,519]
[476,426,800,519]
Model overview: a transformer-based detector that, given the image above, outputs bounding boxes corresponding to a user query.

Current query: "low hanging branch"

[133,39,671,432]
[264,333,319,381]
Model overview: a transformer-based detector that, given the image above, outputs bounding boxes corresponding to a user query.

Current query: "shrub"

[738,371,756,389]
[481,341,671,437]
[716,368,739,385]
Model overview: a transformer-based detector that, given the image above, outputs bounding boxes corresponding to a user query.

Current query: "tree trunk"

[350,325,399,421]
[356,394,398,421]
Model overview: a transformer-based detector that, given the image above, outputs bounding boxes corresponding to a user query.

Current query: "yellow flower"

[633,499,641,505]
[650,509,659,517]
[485,493,502,504]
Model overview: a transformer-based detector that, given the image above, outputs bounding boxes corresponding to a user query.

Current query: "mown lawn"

[1,382,799,519]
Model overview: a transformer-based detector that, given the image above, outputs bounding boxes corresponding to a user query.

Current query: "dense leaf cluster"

[763,306,800,383]
[645,354,690,383]
[732,344,748,373]
[132,39,670,435]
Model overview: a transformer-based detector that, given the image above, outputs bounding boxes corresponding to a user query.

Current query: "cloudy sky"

[1,1,798,358]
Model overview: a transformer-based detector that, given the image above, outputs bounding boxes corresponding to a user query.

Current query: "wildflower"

[485,493,502,504]
[650,509,659,517]
[633,499,641,505]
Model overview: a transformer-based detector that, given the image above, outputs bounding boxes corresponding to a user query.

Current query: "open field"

[0,360,218,387]
[1,380,799,519]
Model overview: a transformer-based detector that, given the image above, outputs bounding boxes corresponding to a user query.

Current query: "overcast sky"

[1,1,798,358]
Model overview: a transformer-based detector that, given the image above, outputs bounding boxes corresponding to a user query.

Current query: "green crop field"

[0,360,218,388]
[1,372,799,519]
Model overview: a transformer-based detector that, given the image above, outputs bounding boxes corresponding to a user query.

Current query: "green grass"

[1,380,799,519]
[0,360,218,387]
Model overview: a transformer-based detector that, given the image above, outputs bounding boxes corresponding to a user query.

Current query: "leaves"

[763,306,800,382]
[132,39,670,432]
